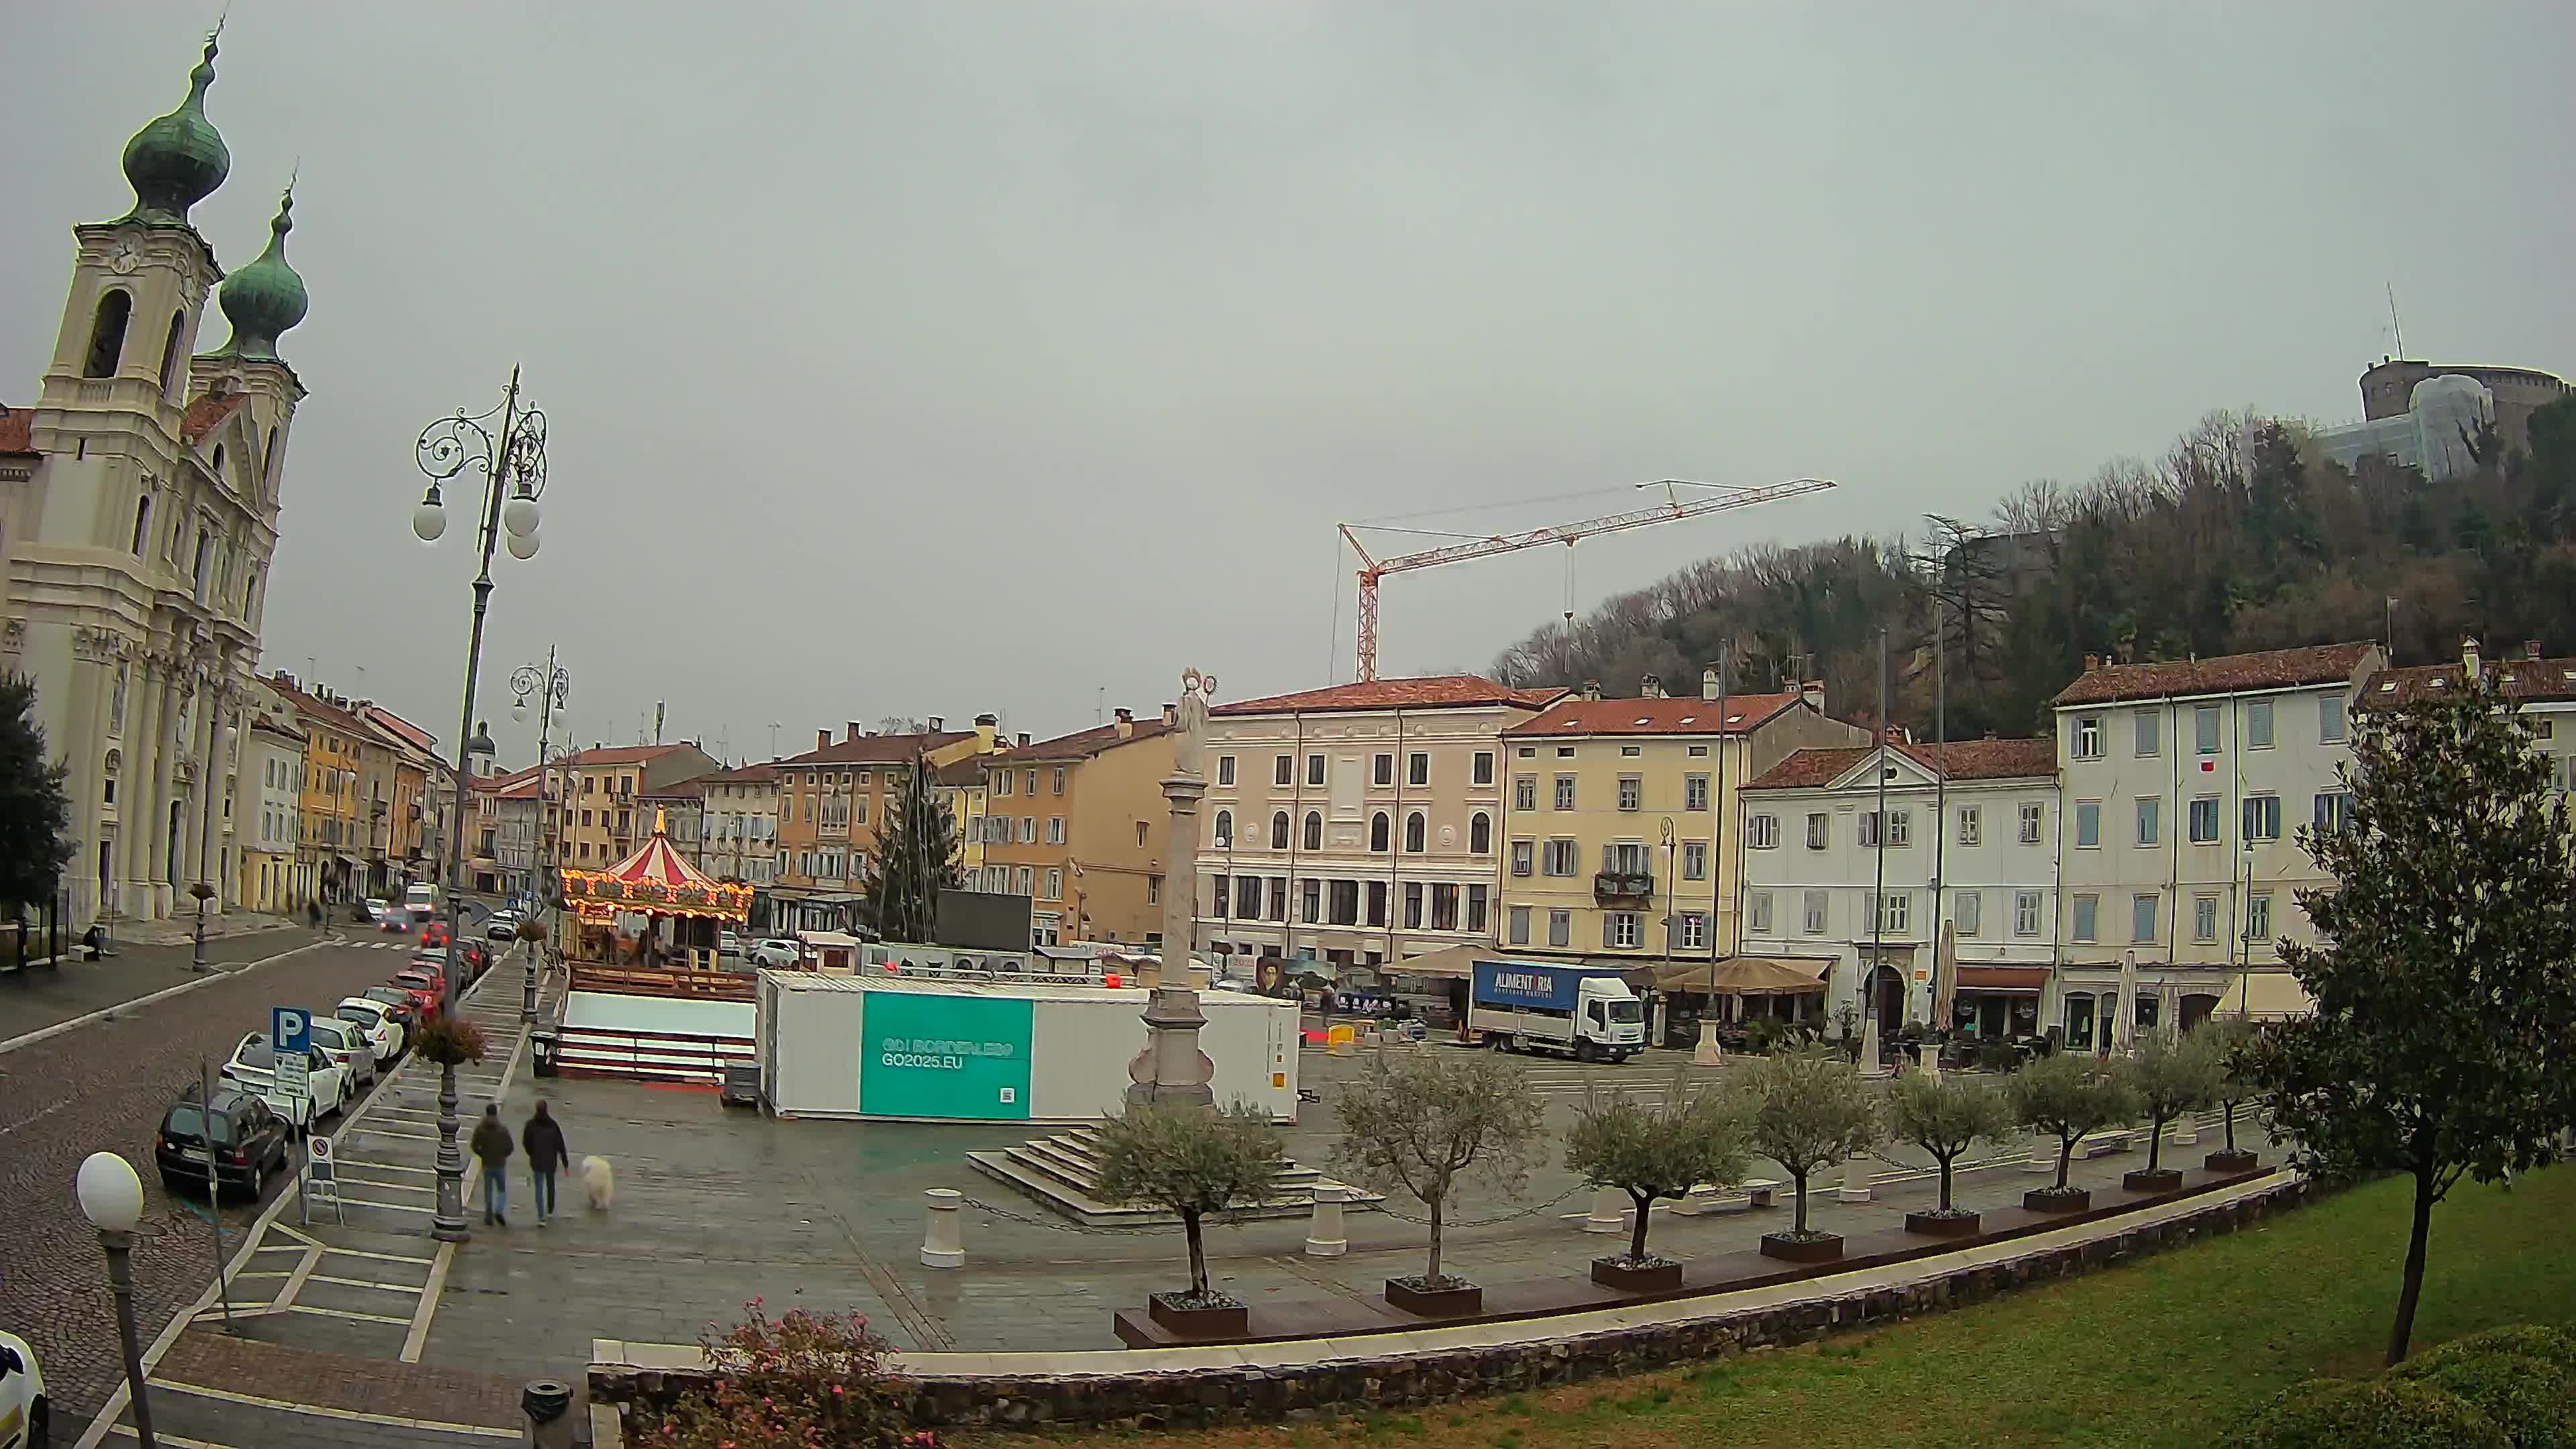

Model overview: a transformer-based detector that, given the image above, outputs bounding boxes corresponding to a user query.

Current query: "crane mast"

[1340,477,1836,682]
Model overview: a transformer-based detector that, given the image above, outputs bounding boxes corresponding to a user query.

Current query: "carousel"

[557,810,753,976]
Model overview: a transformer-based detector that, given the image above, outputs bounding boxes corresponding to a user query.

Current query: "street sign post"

[303,1134,341,1225]
[272,1006,312,1122]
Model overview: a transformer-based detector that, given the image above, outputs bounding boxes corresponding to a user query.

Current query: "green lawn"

[1058,1167,2576,1449]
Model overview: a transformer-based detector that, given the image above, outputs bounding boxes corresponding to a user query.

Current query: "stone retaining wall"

[592,1175,2316,1434]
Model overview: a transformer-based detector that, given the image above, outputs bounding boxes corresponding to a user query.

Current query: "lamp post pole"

[78,1151,156,1447]
[411,368,551,1244]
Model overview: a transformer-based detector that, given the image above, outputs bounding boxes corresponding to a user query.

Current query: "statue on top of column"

[1171,667,1218,779]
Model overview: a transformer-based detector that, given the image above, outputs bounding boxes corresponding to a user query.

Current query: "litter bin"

[720,1060,761,1110]
[531,1027,558,1077]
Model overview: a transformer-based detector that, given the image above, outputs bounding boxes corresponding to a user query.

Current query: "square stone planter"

[2206,1149,2261,1173]
[2123,1167,2185,1193]
[1758,1231,1845,1264]
[1146,1293,1247,1338]
[2024,1187,2092,1214]
[1904,1210,1983,1238]
[1591,1255,1684,1291]
[1384,1277,1483,1318]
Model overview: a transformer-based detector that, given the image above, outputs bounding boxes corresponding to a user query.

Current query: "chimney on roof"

[1016,732,1031,747]
[1801,679,1825,708]
[2527,639,2544,661]
[1701,667,1720,702]
[2084,653,2100,672]
[816,729,830,752]
[1162,702,1177,727]
[2462,636,2481,679]
[1114,707,1134,739]
[1984,731,1998,741]
[1640,674,1665,698]
[847,721,864,743]
[974,713,998,751]
[927,715,944,733]
[1581,680,1602,702]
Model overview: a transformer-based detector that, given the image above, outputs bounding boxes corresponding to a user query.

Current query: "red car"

[419,922,451,950]
[390,969,443,1016]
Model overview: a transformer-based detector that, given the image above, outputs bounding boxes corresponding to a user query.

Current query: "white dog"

[581,1155,614,1212]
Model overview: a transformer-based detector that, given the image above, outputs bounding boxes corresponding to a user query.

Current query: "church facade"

[0,33,313,925]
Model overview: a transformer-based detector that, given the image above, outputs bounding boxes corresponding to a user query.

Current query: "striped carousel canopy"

[559,810,753,922]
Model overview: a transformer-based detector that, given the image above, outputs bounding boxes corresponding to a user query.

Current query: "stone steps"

[965,1125,1375,1227]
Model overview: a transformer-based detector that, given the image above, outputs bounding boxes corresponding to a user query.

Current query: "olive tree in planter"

[1563,1076,1753,1289]
[2007,1051,2138,1214]
[2200,1016,2265,1173]
[1093,1102,1285,1337]
[1886,1071,2015,1237]
[1332,1049,1545,1317]
[2123,1029,2224,1192]
[1738,1046,1880,1263]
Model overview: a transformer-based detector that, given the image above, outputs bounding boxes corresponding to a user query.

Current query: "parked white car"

[219,1030,350,1133]
[0,1330,48,1449]
[337,996,405,1065]
[306,1016,378,1093]
[746,938,801,968]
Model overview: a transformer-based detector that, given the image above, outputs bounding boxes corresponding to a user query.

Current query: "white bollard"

[1837,1155,1873,1203]
[920,1188,964,1269]
[2175,1112,2200,1148]
[2025,1130,2060,1174]
[1305,1182,1350,1256]
[1584,1185,1628,1233]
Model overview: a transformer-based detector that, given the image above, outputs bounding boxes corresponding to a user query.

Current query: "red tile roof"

[2366,653,2576,706]
[694,761,780,784]
[560,743,693,767]
[1503,692,1805,738]
[2050,643,2378,707]
[996,717,1173,762]
[180,392,248,445]
[1214,675,1566,716]
[1745,738,2058,791]
[0,405,34,455]
[774,731,974,767]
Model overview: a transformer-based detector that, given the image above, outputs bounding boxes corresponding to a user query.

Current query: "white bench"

[1675,1177,1784,1215]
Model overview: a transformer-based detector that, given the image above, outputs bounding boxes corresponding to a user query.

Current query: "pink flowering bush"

[657,1300,921,1449]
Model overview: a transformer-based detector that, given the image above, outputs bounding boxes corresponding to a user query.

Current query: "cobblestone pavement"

[87,1332,527,1447]
[0,922,323,1044]
[0,931,428,1417]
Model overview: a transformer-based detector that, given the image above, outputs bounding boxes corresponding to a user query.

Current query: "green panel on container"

[860,991,1034,1120]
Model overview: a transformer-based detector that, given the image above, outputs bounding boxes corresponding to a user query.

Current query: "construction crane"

[1338,477,1837,682]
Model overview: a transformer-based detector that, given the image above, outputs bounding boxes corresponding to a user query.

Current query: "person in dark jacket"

[470,1104,513,1226]
[521,1100,570,1225]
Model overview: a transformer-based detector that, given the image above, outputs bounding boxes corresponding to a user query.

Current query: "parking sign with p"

[273,1006,310,1055]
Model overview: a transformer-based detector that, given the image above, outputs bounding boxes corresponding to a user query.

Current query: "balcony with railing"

[1593,871,1655,906]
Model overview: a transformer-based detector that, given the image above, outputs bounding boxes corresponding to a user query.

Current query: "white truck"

[1469,959,1646,1062]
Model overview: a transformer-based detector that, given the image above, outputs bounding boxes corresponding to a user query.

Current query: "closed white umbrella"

[2116,951,2138,1053]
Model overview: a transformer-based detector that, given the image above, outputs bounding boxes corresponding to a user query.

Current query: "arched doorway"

[2180,992,2221,1032]
[1866,961,1906,1032]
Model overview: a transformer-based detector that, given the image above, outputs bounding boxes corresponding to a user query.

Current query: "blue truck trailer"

[1468,959,1646,1061]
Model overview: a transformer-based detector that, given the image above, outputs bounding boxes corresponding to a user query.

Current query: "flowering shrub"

[411,1013,488,1067]
[657,1300,916,1449]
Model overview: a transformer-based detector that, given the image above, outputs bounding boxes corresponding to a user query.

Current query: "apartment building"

[2051,642,2383,1042]
[233,680,304,914]
[694,761,782,886]
[936,756,993,892]
[1738,738,2060,1037]
[1192,675,1564,970]
[269,677,364,904]
[544,743,722,872]
[979,708,1175,946]
[1497,672,1864,971]
[769,716,1000,930]
[2365,637,2576,790]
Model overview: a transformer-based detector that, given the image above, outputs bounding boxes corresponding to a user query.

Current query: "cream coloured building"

[0,35,311,925]
[1192,675,1565,970]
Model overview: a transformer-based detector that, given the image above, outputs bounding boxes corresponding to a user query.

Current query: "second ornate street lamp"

[412,368,549,1244]
[77,1150,157,1448]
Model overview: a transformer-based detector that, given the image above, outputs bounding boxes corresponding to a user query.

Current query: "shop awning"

[2217,969,2314,1020]
[1653,955,1829,995]
[1954,965,2051,994]
[1381,943,1485,980]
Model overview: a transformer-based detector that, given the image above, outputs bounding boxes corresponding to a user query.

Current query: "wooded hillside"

[1491,397,2576,740]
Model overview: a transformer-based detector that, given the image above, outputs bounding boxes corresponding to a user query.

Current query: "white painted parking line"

[110,1426,237,1448]
[322,1244,435,1266]
[343,1195,437,1214]
[401,1240,455,1364]
[348,1126,439,1141]
[282,1302,411,1326]
[150,1380,520,1439]
[308,1273,421,1293]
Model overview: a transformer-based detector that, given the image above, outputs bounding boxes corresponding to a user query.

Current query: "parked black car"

[155,1085,292,1201]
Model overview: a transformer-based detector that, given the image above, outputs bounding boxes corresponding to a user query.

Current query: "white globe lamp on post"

[77,1150,157,1446]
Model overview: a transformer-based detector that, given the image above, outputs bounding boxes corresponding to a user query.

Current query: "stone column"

[1837,1154,1873,1202]
[1584,1185,1628,1232]
[59,643,108,923]
[127,662,168,910]
[1126,668,1218,1112]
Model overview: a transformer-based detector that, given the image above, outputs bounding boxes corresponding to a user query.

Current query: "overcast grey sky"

[6,2,2569,765]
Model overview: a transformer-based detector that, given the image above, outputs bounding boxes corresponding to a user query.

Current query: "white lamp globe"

[412,497,447,543]
[506,529,540,561]
[513,698,528,722]
[502,492,540,538]
[76,1150,144,1233]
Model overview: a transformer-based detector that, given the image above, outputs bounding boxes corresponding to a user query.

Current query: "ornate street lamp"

[411,369,549,1244]
[77,1150,156,1447]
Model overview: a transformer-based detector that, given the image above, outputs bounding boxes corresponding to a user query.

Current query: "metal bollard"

[1836,1155,1872,1203]
[523,1379,574,1449]
[920,1187,965,1269]
[1304,1182,1349,1257]
[1582,1185,1627,1232]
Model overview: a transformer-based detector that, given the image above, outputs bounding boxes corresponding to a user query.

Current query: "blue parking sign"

[272,1005,311,1055]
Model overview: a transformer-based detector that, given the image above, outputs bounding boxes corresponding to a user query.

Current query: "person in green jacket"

[470,1104,514,1226]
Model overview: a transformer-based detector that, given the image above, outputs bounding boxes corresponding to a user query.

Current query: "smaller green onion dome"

[213,187,308,363]
[119,35,229,227]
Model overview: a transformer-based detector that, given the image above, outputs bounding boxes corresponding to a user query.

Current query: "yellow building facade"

[270,678,365,904]
[1496,676,1865,970]
[979,708,1175,946]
